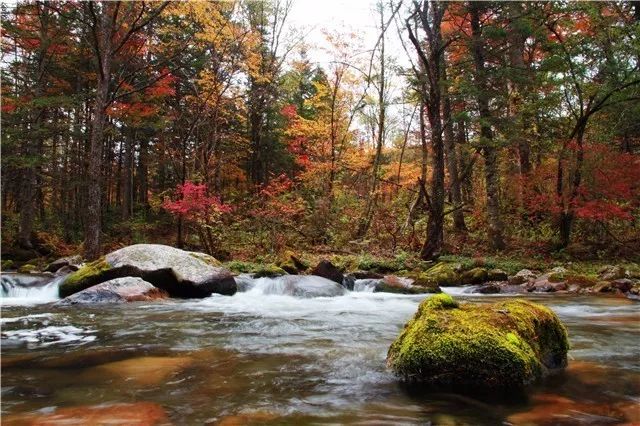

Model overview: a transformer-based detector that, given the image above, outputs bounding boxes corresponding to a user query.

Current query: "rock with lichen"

[387,294,569,390]
[59,244,236,298]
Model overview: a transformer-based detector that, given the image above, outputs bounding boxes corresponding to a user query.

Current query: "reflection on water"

[1,279,639,425]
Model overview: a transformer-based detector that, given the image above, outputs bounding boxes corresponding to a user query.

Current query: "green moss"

[18,263,37,273]
[253,264,287,278]
[387,297,569,390]
[414,262,461,287]
[1,259,14,270]
[461,267,488,284]
[548,272,565,283]
[59,258,111,297]
[225,260,258,274]
[424,293,458,310]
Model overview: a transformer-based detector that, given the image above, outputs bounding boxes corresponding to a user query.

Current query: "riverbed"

[1,275,639,425]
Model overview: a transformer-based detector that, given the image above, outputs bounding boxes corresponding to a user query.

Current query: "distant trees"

[1,0,638,260]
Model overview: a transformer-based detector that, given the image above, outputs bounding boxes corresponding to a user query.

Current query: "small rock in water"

[56,277,167,305]
[311,260,344,284]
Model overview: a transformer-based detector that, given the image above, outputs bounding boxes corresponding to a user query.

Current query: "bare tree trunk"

[121,131,133,220]
[357,2,386,239]
[84,3,114,260]
[442,64,466,231]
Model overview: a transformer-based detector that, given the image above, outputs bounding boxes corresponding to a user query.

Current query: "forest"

[2,2,640,425]
[1,1,639,265]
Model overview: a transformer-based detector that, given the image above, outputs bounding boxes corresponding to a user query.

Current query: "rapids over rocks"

[1,272,639,424]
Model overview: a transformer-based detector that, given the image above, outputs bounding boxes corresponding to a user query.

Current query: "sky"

[288,0,383,66]
[287,0,414,143]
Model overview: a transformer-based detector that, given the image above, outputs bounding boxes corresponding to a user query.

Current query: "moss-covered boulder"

[253,264,288,278]
[59,244,236,298]
[1,259,15,271]
[387,295,569,391]
[414,263,461,287]
[460,267,488,284]
[17,263,38,274]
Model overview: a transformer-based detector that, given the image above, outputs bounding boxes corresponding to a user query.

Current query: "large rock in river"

[56,277,168,305]
[258,275,346,297]
[387,294,569,391]
[59,244,236,298]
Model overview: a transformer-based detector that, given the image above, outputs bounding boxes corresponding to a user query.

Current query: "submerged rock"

[387,294,569,390]
[59,244,236,298]
[56,277,168,305]
[86,356,193,386]
[311,260,344,284]
[3,402,170,425]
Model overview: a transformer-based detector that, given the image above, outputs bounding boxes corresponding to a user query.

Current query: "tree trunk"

[121,131,133,220]
[470,2,505,251]
[84,3,113,260]
[357,4,386,239]
[442,64,466,231]
[18,4,50,249]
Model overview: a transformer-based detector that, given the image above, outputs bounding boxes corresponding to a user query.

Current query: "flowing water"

[1,273,639,425]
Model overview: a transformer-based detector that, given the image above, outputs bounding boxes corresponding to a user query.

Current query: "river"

[1,273,639,424]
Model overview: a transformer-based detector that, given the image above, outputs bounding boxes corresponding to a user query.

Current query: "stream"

[1,273,639,425]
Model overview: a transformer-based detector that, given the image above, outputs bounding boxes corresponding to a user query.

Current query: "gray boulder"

[56,277,167,305]
[59,244,236,298]
[260,275,346,297]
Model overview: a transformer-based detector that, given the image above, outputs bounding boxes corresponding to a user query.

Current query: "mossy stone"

[487,269,508,281]
[18,263,37,273]
[461,267,489,284]
[387,296,569,391]
[253,264,287,278]
[59,258,111,297]
[2,259,15,270]
[415,263,461,287]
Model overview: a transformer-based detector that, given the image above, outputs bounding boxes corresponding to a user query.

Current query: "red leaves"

[525,144,639,223]
[163,181,231,224]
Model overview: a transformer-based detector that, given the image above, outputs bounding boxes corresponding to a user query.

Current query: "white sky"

[287,0,414,144]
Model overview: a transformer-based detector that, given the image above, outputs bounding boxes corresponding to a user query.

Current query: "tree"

[406,0,448,260]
